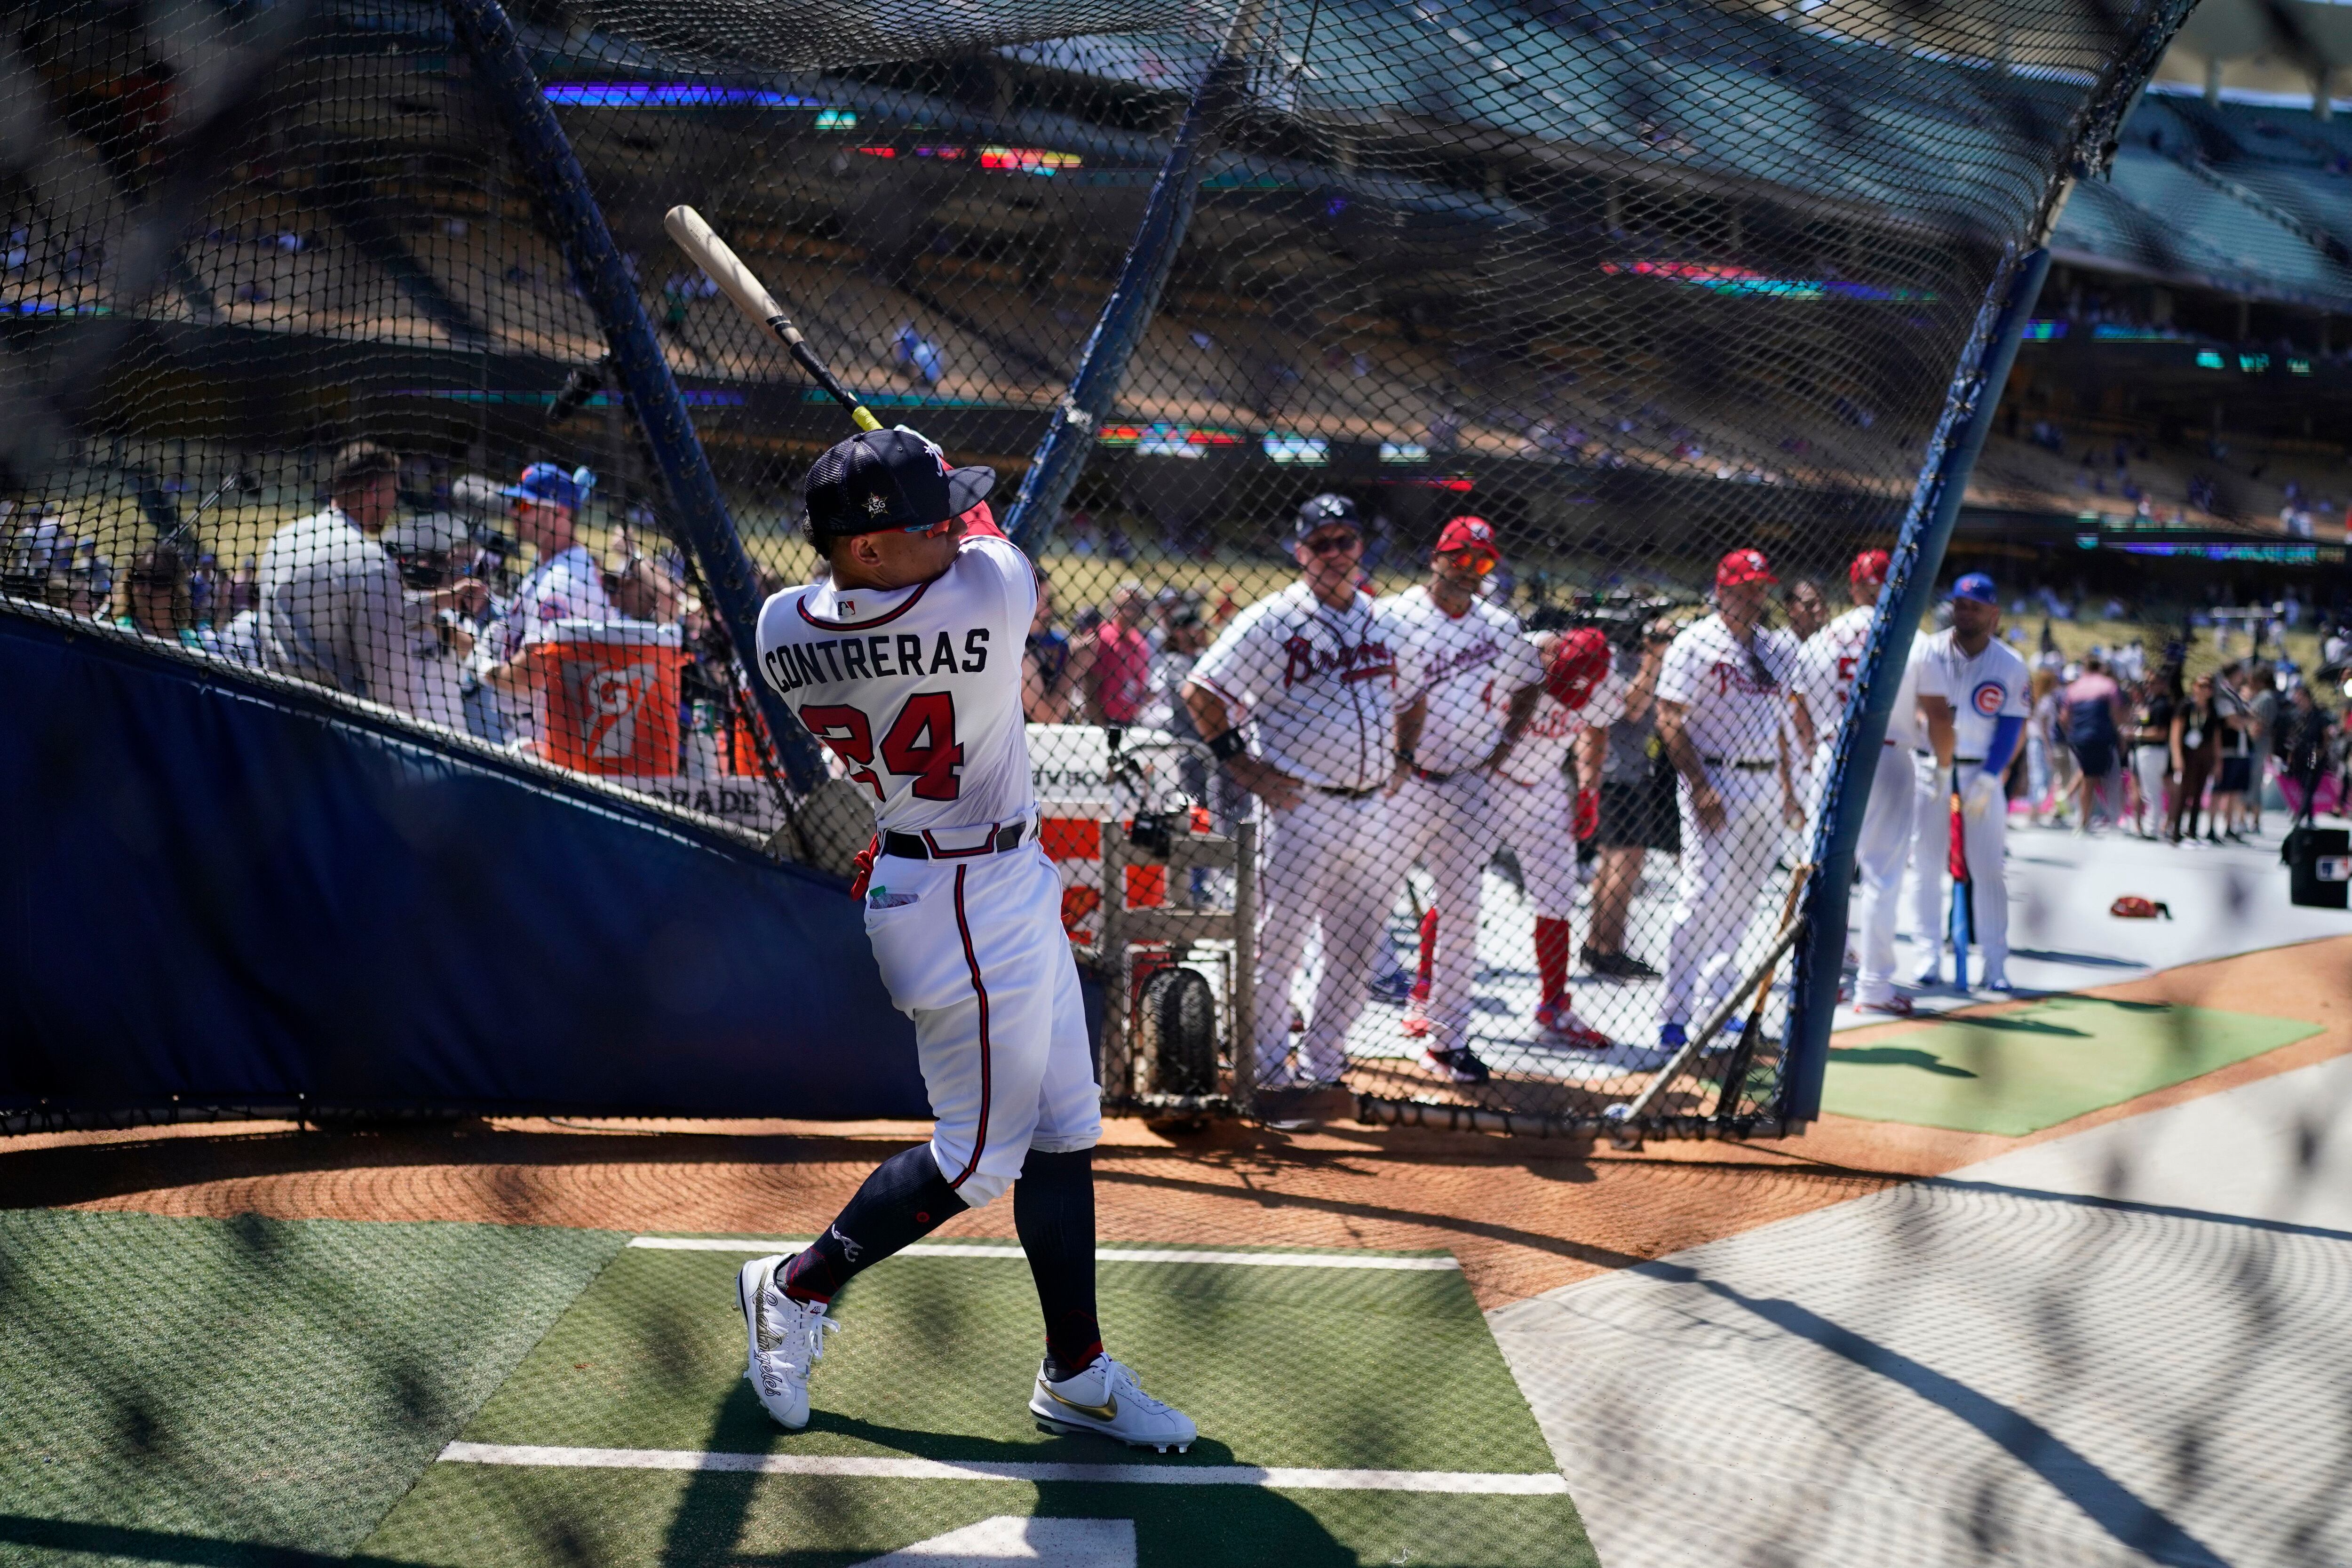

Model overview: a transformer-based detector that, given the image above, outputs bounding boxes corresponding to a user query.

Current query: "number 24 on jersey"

[803,693,965,800]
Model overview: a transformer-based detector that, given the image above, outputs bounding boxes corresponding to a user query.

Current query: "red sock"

[1535,917,1572,1009]
[1415,907,1438,988]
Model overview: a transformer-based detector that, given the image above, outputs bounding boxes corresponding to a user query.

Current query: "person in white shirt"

[1789,550,1918,1014]
[377,511,479,733]
[1183,493,1409,1093]
[1907,573,2031,992]
[742,424,1194,1454]
[255,441,485,716]
[483,462,616,747]
[1382,516,1547,1083]
[1652,549,1802,1050]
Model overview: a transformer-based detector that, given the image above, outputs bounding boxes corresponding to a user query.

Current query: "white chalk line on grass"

[437,1442,1566,1495]
[626,1237,1459,1271]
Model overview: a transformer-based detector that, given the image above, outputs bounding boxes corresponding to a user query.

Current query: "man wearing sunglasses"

[1383,515,1549,1082]
[1653,548,1803,1052]
[1183,492,1409,1096]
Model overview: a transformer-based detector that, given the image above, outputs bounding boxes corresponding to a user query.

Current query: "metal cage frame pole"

[1780,245,2050,1122]
[447,0,826,794]
[999,0,1268,547]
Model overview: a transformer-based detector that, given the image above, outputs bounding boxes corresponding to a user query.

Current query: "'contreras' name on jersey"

[762,628,991,693]
[1283,634,1394,688]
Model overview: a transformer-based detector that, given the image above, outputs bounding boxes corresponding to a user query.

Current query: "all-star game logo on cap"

[801,424,996,545]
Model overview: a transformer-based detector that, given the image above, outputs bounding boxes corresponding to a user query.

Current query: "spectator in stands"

[256,441,485,716]
[1022,565,1075,723]
[482,462,613,745]
[1583,616,1673,978]
[1084,580,1152,727]
[2062,655,2127,832]
[2126,672,2176,839]
[111,543,213,652]
[892,323,944,386]
[2169,672,2223,844]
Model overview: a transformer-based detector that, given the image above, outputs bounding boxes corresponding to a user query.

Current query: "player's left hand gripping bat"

[663,205,882,435]
[1947,772,1972,991]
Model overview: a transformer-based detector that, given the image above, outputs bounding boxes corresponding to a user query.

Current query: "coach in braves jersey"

[1653,548,1802,1050]
[1791,550,1919,1015]
[739,425,1195,1454]
[1183,493,1407,1091]
[1382,515,1546,1083]
[1907,573,2029,992]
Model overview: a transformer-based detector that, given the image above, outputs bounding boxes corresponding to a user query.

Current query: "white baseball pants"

[1254,787,1407,1085]
[1838,741,1920,1006]
[1392,771,1500,1051]
[1494,776,1581,922]
[1904,754,2010,985]
[1659,769,1784,1028]
[863,840,1100,1209]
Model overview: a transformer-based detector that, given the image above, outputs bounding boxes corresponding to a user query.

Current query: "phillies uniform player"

[1653,549,1801,1048]
[740,426,1193,1451]
[1790,550,1919,1014]
[1404,627,1629,1051]
[1907,573,2028,992]
[1183,493,1407,1090]
[1384,516,1546,1082]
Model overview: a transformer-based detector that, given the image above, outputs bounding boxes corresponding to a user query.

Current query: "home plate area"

[370,1237,1597,1568]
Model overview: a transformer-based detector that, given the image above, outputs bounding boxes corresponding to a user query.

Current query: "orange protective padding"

[727,700,771,776]
[1126,863,1167,908]
[1061,885,1101,938]
[1041,818,1102,860]
[535,640,686,775]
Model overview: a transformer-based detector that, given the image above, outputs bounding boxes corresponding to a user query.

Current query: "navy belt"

[880,818,1035,861]
[1317,784,1382,800]
[1701,756,1776,772]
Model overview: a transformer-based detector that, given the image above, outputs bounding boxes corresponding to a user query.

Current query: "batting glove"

[1961,771,2002,820]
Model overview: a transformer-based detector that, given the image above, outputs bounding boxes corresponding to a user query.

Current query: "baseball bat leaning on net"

[663,205,881,434]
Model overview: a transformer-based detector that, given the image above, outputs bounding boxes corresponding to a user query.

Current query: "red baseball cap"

[1435,515,1499,557]
[1850,549,1891,587]
[1716,548,1776,588]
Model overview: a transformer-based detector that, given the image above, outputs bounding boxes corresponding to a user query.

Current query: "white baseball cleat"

[1534,1001,1612,1049]
[738,1254,839,1431]
[1029,1356,1198,1453]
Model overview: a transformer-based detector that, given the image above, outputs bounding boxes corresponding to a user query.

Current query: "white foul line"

[437,1442,1565,1495]
[626,1237,1459,1271]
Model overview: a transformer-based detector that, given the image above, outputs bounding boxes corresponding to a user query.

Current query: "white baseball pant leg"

[1254,788,1406,1085]
[1659,770,1783,1028]
[862,841,1100,1209]
[1957,789,2010,983]
[1496,777,1580,922]
[1906,752,1950,977]
[1394,771,1493,1051]
[1849,742,1919,1006]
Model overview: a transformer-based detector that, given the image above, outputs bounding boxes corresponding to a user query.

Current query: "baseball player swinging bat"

[664,205,882,434]
[1947,778,1971,992]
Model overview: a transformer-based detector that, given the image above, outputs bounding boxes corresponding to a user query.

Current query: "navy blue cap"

[1951,572,1998,605]
[1290,492,1360,544]
[803,426,994,541]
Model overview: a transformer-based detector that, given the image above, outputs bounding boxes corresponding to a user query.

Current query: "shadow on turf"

[1827,1046,1979,1076]
[0,1515,442,1568]
[658,1382,1357,1566]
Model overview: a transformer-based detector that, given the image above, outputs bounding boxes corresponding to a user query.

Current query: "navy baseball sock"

[1015,1147,1102,1381]
[781,1144,966,1304]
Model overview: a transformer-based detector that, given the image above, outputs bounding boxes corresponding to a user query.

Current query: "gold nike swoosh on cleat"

[1040,1383,1119,1422]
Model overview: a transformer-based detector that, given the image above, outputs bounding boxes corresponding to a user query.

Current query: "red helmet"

[1850,549,1891,589]
[1546,627,1612,709]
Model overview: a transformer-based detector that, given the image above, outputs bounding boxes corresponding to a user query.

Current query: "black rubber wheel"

[1137,965,1219,1096]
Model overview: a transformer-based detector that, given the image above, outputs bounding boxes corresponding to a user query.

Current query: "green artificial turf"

[0,1209,625,1567]
[1823,995,2321,1135]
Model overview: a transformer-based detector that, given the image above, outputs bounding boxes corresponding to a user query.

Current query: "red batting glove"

[1574,788,1599,842]
[848,835,880,899]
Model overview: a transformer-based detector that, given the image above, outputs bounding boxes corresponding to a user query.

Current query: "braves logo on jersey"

[1972,679,2007,716]
[1280,633,1394,689]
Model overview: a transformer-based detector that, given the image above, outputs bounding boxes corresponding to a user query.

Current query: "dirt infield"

[9,935,2348,1312]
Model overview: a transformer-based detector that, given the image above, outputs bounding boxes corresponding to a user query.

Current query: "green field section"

[362,1240,1595,1568]
[0,1209,624,1567]
[1823,996,2321,1135]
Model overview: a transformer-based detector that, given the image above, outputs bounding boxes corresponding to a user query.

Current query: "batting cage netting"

[1,0,2182,1132]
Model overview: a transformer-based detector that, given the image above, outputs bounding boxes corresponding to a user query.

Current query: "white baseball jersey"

[1188,581,1400,791]
[1793,604,1874,750]
[1496,665,1629,787]
[1912,629,2030,761]
[499,543,614,661]
[1655,614,1797,764]
[1383,587,1545,775]
[755,532,1036,836]
[1883,636,1928,751]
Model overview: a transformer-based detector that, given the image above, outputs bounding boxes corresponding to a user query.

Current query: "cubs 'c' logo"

[1971,680,2006,716]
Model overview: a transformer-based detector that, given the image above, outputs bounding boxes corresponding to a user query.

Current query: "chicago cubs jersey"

[1188,581,1399,791]
[1793,603,1874,749]
[1912,628,2029,760]
[1383,585,1547,775]
[754,532,1036,836]
[1655,613,1797,764]
[1496,660,1629,787]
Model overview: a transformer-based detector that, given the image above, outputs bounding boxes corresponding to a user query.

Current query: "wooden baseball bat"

[663,205,882,433]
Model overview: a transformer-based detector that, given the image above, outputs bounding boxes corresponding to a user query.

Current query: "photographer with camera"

[378,510,479,732]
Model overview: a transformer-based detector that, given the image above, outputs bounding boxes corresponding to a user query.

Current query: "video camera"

[1563,592,1697,649]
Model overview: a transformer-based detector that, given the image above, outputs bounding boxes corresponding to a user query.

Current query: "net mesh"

[0,0,2178,1130]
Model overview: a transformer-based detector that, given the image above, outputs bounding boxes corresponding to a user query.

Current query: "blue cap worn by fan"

[505,462,596,512]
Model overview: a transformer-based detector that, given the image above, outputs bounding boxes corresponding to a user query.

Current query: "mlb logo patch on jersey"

[1972,680,2007,715]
